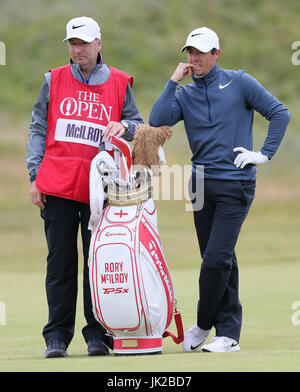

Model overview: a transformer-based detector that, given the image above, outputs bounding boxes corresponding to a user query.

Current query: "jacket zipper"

[203,80,212,121]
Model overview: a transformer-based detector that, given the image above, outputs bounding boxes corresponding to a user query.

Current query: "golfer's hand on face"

[170,63,194,83]
[29,181,47,210]
[102,121,126,140]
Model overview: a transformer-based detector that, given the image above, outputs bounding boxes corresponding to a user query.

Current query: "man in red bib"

[27,16,143,358]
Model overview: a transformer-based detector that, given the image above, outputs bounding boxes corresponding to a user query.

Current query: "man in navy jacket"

[149,27,290,352]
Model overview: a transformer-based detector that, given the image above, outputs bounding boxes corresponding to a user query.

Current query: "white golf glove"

[233,147,268,169]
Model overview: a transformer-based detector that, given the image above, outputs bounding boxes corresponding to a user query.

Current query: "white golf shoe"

[182,323,211,352]
[202,336,240,352]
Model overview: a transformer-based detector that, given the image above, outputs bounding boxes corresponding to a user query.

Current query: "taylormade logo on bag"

[105,232,127,237]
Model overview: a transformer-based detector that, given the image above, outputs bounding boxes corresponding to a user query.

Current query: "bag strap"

[163,300,184,344]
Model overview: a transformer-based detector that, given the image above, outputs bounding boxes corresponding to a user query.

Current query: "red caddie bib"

[36,64,133,204]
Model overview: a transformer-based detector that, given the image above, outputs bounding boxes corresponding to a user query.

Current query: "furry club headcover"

[132,124,173,174]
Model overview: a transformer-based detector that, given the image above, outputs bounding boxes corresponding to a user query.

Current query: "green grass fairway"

[1,262,299,372]
[1,124,299,373]
[1,0,300,374]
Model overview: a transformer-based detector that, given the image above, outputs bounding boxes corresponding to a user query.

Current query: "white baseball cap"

[181,27,219,53]
[63,16,101,43]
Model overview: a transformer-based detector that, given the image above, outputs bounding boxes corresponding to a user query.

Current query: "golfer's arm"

[149,80,183,127]
[27,77,49,183]
[240,72,291,159]
[260,108,290,159]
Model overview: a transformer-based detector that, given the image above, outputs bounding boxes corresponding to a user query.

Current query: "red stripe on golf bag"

[138,218,174,330]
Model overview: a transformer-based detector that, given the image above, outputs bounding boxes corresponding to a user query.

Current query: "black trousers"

[41,196,106,347]
[190,177,256,342]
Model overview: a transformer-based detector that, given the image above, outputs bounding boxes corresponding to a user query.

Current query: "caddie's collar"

[69,52,105,83]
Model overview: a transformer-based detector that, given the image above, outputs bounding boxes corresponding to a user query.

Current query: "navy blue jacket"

[149,65,290,180]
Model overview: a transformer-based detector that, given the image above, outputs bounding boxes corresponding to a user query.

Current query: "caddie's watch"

[121,120,129,131]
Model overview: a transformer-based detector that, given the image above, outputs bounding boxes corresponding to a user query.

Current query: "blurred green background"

[0,0,299,371]
[0,0,299,271]
[1,0,300,120]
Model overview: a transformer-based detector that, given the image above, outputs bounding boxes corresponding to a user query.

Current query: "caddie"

[149,26,290,352]
[27,16,143,358]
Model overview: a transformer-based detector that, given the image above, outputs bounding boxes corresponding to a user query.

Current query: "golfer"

[27,16,143,358]
[149,27,290,352]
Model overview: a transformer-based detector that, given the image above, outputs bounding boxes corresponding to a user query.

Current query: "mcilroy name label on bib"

[55,118,105,148]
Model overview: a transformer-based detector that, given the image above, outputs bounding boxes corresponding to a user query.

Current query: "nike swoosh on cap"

[72,24,85,29]
[219,80,233,89]
[191,33,204,37]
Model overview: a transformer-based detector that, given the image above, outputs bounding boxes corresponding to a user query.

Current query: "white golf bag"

[88,135,183,355]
